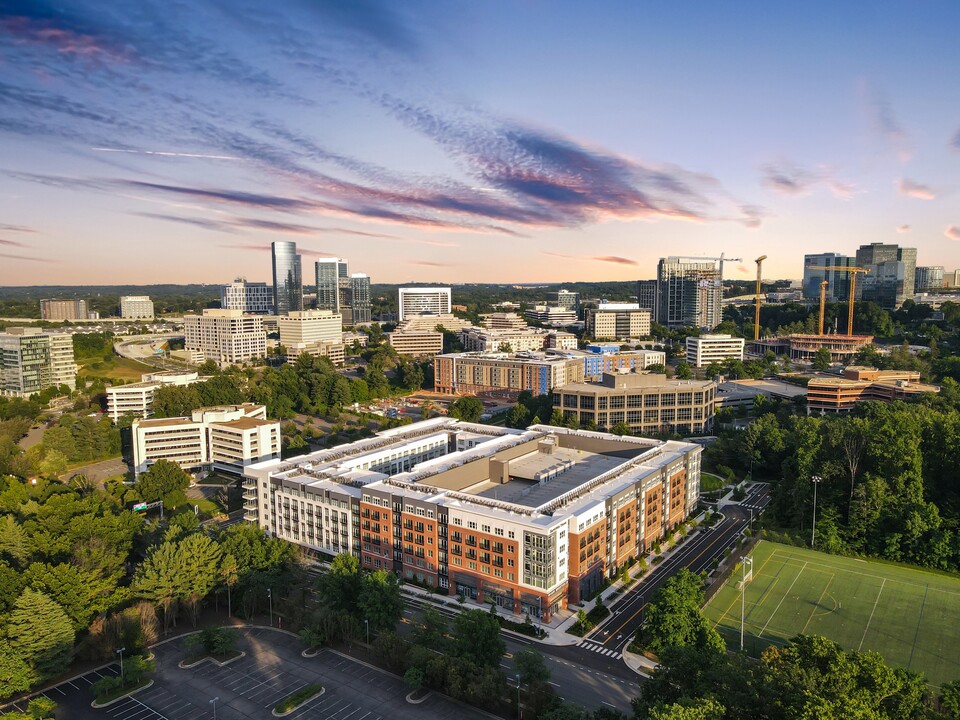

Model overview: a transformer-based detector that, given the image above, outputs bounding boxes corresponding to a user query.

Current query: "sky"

[1,0,959,287]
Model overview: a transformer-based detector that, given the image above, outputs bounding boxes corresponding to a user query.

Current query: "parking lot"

[4,628,490,720]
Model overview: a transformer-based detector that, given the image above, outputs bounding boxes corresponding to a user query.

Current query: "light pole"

[811,475,822,549]
[209,697,219,720]
[115,647,126,681]
[515,673,522,719]
[739,557,753,652]
[267,587,273,627]
[364,618,369,645]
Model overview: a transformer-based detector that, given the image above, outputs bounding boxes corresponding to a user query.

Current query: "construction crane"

[754,255,767,341]
[818,280,829,336]
[805,264,870,336]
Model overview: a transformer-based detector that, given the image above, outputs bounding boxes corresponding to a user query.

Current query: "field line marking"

[858,578,886,651]
[759,561,807,639]
[801,573,835,635]
[907,584,929,670]
[714,547,787,629]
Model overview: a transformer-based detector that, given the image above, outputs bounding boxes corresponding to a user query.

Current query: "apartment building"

[132,403,280,475]
[807,367,939,414]
[399,287,452,321]
[552,371,716,436]
[433,352,585,399]
[461,327,552,353]
[183,309,266,367]
[106,370,199,422]
[544,331,578,350]
[40,299,89,321]
[120,296,155,320]
[656,257,723,329]
[0,328,76,397]
[685,334,745,367]
[585,303,652,339]
[243,418,702,614]
[221,280,274,314]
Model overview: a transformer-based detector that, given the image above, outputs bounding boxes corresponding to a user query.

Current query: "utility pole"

[364,618,369,645]
[210,697,219,720]
[811,476,822,548]
[740,557,753,652]
[515,673,522,719]
[115,647,125,681]
[267,587,273,627]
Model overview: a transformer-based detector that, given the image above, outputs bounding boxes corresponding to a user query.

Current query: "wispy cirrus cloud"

[761,160,854,199]
[897,178,935,200]
[0,223,36,233]
[0,252,54,263]
[408,260,455,267]
[218,243,333,259]
[946,226,960,242]
[0,238,29,248]
[593,256,637,266]
[867,87,912,161]
[897,224,911,233]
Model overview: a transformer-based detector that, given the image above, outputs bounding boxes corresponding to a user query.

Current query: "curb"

[405,689,431,705]
[90,680,154,708]
[178,651,246,669]
[271,687,325,716]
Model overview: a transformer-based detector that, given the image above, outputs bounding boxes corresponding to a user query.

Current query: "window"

[482,524,490,533]
[495,527,504,536]
[508,531,515,539]
[468,521,477,530]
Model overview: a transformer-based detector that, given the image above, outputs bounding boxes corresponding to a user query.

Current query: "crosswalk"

[578,640,622,659]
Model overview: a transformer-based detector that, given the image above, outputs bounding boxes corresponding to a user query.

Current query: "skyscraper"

[271,241,303,316]
[637,280,657,315]
[915,266,944,292]
[855,243,917,310]
[348,274,372,324]
[315,257,349,312]
[655,258,723,330]
[803,253,854,302]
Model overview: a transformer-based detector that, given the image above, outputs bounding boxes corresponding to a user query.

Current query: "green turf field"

[703,541,960,687]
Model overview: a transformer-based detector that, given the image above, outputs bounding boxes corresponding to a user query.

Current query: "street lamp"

[739,557,753,652]
[115,647,125,681]
[209,697,219,720]
[364,618,369,645]
[515,673,522,719]
[267,587,273,627]
[811,476,822,549]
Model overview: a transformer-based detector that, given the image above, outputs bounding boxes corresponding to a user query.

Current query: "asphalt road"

[587,483,772,655]
[64,457,132,485]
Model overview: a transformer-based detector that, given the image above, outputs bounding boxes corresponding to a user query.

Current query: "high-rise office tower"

[855,243,917,309]
[637,280,658,314]
[398,287,452,321]
[271,241,303,316]
[0,328,76,396]
[914,266,944,292]
[549,289,581,316]
[348,274,372,324]
[315,257,349,312]
[803,253,854,302]
[655,258,723,330]
[221,279,274,314]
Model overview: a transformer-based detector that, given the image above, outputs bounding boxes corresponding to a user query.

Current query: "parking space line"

[263,681,306,708]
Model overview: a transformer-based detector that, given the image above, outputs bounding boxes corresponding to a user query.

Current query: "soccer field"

[703,541,960,687]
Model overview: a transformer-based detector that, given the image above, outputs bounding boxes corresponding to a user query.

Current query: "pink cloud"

[408,260,455,267]
[946,226,960,242]
[593,256,637,266]
[0,238,28,248]
[897,178,935,200]
[896,224,911,233]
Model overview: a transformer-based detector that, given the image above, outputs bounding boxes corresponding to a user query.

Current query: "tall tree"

[452,609,505,669]
[135,459,190,507]
[6,589,75,681]
[358,569,403,632]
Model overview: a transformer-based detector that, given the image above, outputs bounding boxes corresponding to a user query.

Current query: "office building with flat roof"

[0,327,76,397]
[461,327,552,354]
[481,312,529,330]
[524,305,578,326]
[315,257,349,312]
[915,266,944,292]
[855,243,917,309]
[243,418,702,613]
[655,258,724,330]
[133,403,280,476]
[807,367,938,414]
[106,370,199,422]
[40,299,89,321]
[387,330,444,357]
[399,287,452,321]
[183,309,266,367]
[272,241,303,316]
[221,279,274,314]
[278,310,344,365]
[803,253,854,302]
[685,334,745,367]
[434,351,585,399]
[585,303,652,339]
[637,280,657,315]
[553,371,716,436]
[549,289,581,316]
[119,296,154,320]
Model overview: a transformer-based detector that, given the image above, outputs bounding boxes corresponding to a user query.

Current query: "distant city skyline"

[1,1,959,285]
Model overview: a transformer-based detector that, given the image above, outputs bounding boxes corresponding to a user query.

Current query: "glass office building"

[272,241,303,316]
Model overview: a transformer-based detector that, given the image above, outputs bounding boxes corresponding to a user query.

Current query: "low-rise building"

[461,327,551,353]
[749,334,874,364]
[387,330,444,357]
[481,313,529,330]
[243,418,701,613]
[0,327,76,397]
[807,367,939,414]
[120,296,155,320]
[552,371,716,436]
[434,352,585,400]
[40,299,89,321]
[545,331,578,350]
[686,334,745,367]
[220,279,274,314]
[132,403,280,476]
[183,309,266,367]
[106,370,199,422]
[524,305,578,326]
[278,310,344,365]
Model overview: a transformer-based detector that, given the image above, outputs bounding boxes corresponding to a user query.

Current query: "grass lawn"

[78,356,155,382]
[703,541,960,688]
[700,472,727,492]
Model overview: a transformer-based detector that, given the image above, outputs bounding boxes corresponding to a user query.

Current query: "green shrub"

[274,684,324,713]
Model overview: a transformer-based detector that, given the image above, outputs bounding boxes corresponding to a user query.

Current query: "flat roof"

[137,417,197,427]
[214,417,277,430]
[721,379,808,398]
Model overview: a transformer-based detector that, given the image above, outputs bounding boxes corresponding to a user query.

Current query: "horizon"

[2,1,959,285]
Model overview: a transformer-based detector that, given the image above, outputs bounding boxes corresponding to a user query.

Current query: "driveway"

[63,457,131,485]
[6,628,492,720]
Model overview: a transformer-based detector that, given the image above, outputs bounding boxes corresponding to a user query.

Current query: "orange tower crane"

[805,264,870,336]
[754,255,767,341]
[818,280,829,335]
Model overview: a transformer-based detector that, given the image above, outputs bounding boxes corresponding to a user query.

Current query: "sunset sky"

[1,1,959,286]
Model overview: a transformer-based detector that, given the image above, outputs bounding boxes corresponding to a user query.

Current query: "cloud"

[952,127,960,150]
[735,265,749,275]
[0,238,29,248]
[408,260,455,267]
[897,224,911,233]
[592,256,637,266]
[897,178,935,201]
[0,223,35,233]
[761,161,854,199]
[868,88,912,160]
[543,251,575,260]
[946,226,960,242]
[0,252,53,262]
[218,242,333,258]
